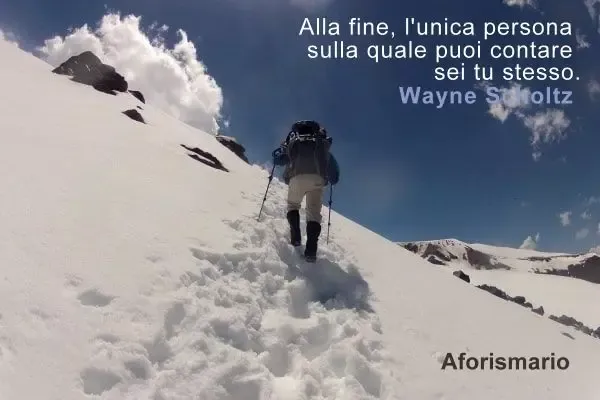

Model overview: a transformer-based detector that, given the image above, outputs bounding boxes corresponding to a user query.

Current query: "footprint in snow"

[124,359,151,380]
[77,289,115,307]
[80,367,121,395]
[164,302,186,339]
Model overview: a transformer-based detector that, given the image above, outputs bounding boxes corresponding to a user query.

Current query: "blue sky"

[1,0,599,252]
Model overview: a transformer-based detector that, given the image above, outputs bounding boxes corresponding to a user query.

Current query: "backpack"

[285,120,331,153]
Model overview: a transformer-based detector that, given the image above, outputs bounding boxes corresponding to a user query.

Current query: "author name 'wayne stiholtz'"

[398,86,573,109]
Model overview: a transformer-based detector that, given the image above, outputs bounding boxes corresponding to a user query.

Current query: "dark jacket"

[273,132,340,185]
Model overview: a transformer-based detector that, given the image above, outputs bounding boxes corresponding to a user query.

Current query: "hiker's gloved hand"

[272,147,288,166]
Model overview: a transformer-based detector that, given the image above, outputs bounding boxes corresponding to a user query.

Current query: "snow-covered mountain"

[400,239,600,340]
[400,238,599,277]
[2,36,600,400]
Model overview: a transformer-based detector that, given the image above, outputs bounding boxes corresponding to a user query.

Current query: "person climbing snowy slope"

[272,120,340,262]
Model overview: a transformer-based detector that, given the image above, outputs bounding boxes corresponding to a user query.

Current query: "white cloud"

[487,103,511,122]
[37,13,224,134]
[524,109,570,160]
[576,31,591,49]
[576,228,590,240]
[588,79,600,100]
[486,83,532,123]
[0,29,19,47]
[519,233,540,250]
[586,196,600,206]
[485,83,571,161]
[559,211,572,226]
[525,109,570,146]
[581,210,592,220]
[503,0,536,7]
[584,0,600,26]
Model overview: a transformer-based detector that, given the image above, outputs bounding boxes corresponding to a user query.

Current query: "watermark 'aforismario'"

[441,352,570,371]
[398,86,573,109]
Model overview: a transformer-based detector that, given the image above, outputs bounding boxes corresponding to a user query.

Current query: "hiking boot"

[304,221,321,262]
[287,210,301,246]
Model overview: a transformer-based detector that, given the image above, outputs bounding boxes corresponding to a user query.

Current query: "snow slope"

[469,242,571,259]
[466,270,600,328]
[401,239,600,335]
[1,37,600,400]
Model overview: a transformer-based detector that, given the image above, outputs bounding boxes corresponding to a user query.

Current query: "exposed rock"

[513,296,526,305]
[452,270,470,283]
[129,90,145,103]
[122,109,145,124]
[549,314,595,336]
[401,240,510,270]
[477,284,510,301]
[532,306,544,315]
[181,144,229,172]
[422,244,456,262]
[403,243,419,254]
[525,254,578,262]
[52,51,127,95]
[534,255,600,284]
[427,255,446,266]
[464,247,511,270]
[215,135,248,163]
[567,255,600,283]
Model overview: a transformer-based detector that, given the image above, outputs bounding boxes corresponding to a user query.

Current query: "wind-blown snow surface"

[1,38,600,400]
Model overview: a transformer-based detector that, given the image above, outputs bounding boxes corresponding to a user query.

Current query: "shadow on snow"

[282,246,374,313]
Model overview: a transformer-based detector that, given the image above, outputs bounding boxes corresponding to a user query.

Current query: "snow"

[470,242,572,259]
[1,37,600,400]
[467,270,600,328]
[403,239,600,336]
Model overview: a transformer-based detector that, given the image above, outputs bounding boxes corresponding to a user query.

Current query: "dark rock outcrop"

[215,135,248,163]
[427,255,446,266]
[403,243,419,254]
[52,51,128,95]
[548,314,599,338]
[566,254,600,283]
[525,254,578,262]
[463,247,511,270]
[423,244,456,263]
[477,284,511,301]
[452,270,470,283]
[181,144,229,172]
[534,255,600,284]
[476,284,535,312]
[129,90,145,103]
[532,306,544,315]
[122,109,145,124]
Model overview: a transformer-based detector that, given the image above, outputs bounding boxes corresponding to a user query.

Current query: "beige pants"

[287,174,326,223]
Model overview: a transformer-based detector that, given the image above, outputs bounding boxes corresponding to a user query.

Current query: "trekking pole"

[257,164,276,221]
[326,183,333,244]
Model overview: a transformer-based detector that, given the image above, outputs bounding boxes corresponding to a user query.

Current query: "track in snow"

[71,184,399,399]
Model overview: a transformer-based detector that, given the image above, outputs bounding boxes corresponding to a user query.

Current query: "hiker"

[272,120,340,262]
